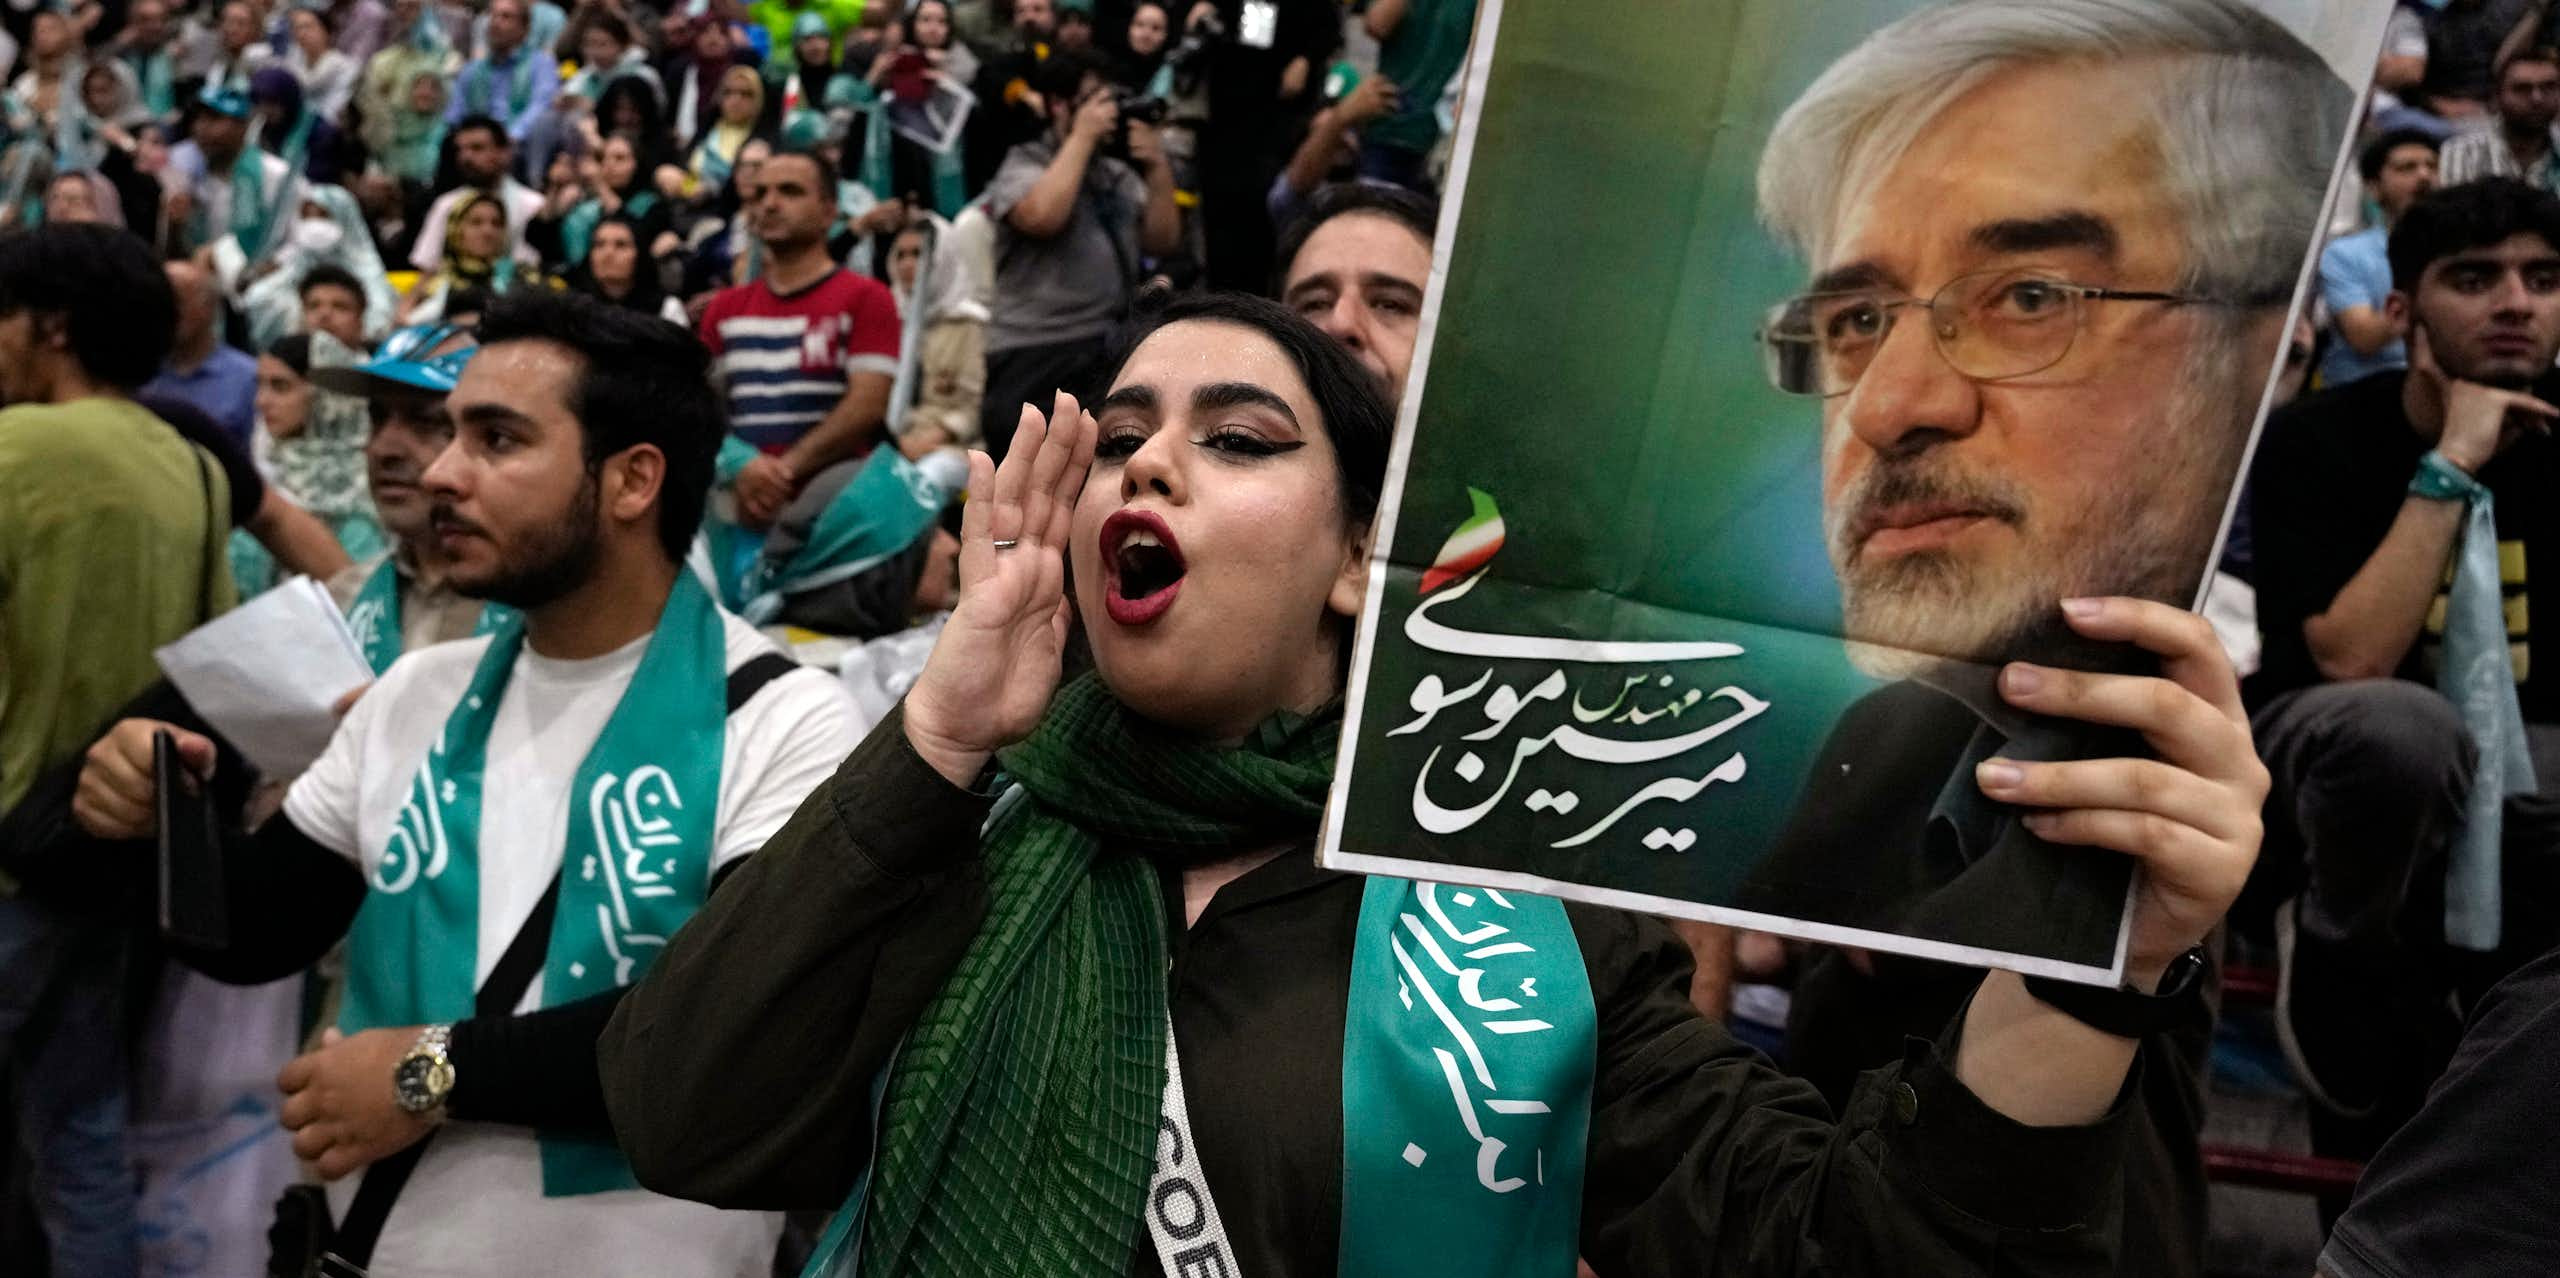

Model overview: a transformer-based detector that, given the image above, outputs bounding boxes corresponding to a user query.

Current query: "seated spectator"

[565,210,686,324]
[684,65,771,199]
[531,132,671,268]
[323,0,398,71]
[664,17,753,153]
[2438,45,2560,187]
[164,86,300,259]
[231,332,389,595]
[885,216,987,460]
[41,169,128,231]
[566,11,665,104]
[729,446,956,649]
[145,259,261,448]
[1277,181,1434,406]
[372,68,452,193]
[593,67,676,164]
[8,8,79,135]
[449,0,561,145]
[978,47,1178,456]
[296,262,378,351]
[403,190,543,324]
[698,149,899,526]
[358,0,459,183]
[284,5,361,124]
[2413,0,2539,123]
[248,66,350,185]
[197,0,279,95]
[2249,178,2560,1133]
[408,115,546,272]
[1053,0,1095,50]
[240,186,401,349]
[111,0,181,119]
[2321,129,2439,389]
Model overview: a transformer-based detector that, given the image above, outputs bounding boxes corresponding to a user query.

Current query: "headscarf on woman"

[248,65,344,184]
[433,189,521,292]
[687,64,766,195]
[358,5,456,170]
[377,68,449,186]
[666,16,751,150]
[42,168,125,229]
[240,182,401,349]
[231,330,388,596]
[564,209,678,320]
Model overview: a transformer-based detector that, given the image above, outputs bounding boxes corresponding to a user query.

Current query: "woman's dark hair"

[1108,291,1392,529]
[0,223,175,389]
[912,0,954,47]
[474,288,721,562]
[595,75,671,167]
[267,332,314,377]
[565,211,672,315]
[2389,177,2560,292]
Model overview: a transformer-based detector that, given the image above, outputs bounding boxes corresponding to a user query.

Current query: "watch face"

[394,1055,453,1112]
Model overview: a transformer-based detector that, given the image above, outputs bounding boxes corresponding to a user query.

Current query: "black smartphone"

[156,729,229,950]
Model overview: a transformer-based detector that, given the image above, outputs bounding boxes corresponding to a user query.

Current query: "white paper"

[155,578,374,778]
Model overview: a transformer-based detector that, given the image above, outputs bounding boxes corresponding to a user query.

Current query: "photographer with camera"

[977,46,1178,458]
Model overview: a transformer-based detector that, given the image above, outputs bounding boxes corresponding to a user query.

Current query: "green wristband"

[2410,449,2486,503]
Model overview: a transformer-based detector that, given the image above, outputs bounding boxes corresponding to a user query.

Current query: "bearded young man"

[66,291,858,1277]
[1722,3,2351,1275]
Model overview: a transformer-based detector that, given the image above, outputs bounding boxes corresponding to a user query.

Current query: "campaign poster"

[1320,0,2387,983]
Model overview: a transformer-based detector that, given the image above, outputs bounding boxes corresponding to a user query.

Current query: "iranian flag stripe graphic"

[1419,488,1506,595]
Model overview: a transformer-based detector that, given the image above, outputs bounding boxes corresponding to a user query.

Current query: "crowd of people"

[0,0,2551,1275]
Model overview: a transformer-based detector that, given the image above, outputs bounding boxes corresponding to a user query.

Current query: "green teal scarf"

[339,572,727,1195]
[461,47,544,121]
[343,553,513,675]
[806,676,1594,1277]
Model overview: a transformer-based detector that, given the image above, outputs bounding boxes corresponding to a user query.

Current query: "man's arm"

[1132,129,1180,257]
[1363,0,1409,42]
[1007,94,1120,239]
[1578,908,2130,1275]
[778,371,894,488]
[2304,375,2554,681]
[247,489,356,581]
[2333,306,2402,357]
[1278,75,1399,204]
[508,54,561,141]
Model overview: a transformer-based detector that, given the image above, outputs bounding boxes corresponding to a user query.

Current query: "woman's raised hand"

[902,392,1096,788]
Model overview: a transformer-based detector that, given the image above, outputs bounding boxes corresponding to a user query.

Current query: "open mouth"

[1101,509,1185,626]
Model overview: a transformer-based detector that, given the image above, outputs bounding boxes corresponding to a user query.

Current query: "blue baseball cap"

[197,84,252,120]
[310,323,479,398]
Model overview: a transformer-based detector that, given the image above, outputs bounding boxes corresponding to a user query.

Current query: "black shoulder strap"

[328,650,801,1264]
[726,651,800,715]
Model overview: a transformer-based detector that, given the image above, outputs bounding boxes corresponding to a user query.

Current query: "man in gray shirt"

[978,47,1180,457]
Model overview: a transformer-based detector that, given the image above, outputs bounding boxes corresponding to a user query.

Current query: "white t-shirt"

[283,611,857,1278]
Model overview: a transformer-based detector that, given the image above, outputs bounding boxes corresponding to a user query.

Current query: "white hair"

[1757,0,2352,305]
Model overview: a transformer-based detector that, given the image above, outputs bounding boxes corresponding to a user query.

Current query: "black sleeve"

[447,987,631,1139]
[1574,907,2133,1276]
[137,392,266,526]
[598,702,991,1211]
[0,680,257,910]
[526,210,567,269]
[166,813,369,985]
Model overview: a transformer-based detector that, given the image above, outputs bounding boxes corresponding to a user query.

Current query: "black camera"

[1105,91,1170,162]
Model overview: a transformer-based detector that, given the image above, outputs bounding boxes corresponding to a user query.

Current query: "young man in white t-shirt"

[75,290,857,1277]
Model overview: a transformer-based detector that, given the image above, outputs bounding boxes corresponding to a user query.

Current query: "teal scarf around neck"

[339,571,728,1195]
[343,553,513,675]
[805,675,1595,1277]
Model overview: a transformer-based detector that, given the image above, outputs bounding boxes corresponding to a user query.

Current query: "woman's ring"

[991,538,1020,550]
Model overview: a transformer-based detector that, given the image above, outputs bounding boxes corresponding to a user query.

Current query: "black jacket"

[599,704,2144,1276]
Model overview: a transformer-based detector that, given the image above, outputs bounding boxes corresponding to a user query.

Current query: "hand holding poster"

[1322,0,2385,984]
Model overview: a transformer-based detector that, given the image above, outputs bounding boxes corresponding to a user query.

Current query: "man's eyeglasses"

[1755,268,2215,398]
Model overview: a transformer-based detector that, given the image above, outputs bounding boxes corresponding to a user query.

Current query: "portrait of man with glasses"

[1733,1,2351,939]
[1325,0,2372,1080]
